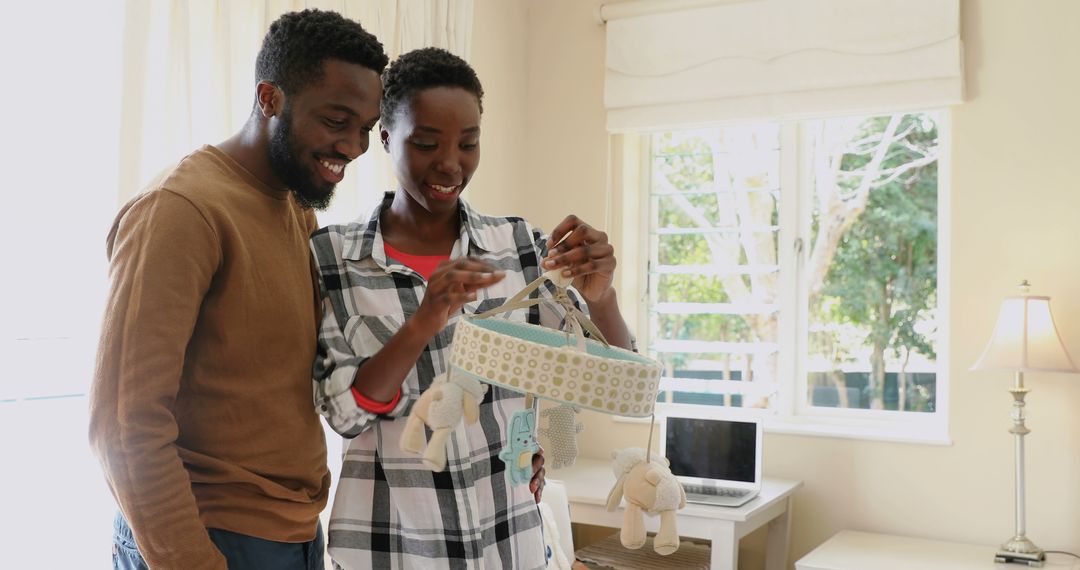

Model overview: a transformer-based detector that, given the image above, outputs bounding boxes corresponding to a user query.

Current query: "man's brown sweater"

[89,145,329,569]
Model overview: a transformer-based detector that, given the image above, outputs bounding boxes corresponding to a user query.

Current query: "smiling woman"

[383,86,483,229]
[308,48,633,570]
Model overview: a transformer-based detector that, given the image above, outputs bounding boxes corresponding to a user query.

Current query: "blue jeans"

[113,512,325,570]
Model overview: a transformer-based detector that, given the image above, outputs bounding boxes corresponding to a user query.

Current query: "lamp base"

[994,552,1044,567]
[994,536,1045,567]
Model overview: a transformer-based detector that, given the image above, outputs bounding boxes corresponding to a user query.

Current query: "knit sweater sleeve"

[89,190,228,570]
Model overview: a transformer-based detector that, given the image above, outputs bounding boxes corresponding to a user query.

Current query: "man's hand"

[529,448,546,504]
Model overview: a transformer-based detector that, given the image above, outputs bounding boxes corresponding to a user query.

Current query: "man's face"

[268,59,382,210]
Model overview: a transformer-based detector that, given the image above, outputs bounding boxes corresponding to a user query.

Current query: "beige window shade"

[602,0,963,131]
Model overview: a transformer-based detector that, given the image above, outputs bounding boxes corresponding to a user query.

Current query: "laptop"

[659,414,764,507]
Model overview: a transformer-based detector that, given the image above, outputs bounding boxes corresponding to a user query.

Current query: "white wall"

[465,0,531,217]
[508,0,1080,566]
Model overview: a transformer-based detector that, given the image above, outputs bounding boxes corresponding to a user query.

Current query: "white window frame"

[612,111,952,445]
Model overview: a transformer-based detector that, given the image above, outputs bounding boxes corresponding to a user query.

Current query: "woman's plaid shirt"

[311,194,583,569]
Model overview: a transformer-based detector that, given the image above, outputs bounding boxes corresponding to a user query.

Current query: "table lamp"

[971,280,1079,567]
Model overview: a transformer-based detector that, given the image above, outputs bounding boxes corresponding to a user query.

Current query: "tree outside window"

[646,112,942,423]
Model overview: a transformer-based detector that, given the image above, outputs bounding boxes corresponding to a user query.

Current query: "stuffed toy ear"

[605,475,626,511]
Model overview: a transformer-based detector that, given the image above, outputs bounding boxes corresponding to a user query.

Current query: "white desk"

[796,531,1080,570]
[551,458,802,570]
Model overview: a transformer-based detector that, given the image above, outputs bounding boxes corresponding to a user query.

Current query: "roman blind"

[601,0,963,131]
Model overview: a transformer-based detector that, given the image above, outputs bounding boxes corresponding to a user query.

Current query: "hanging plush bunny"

[499,407,541,486]
[606,447,686,555]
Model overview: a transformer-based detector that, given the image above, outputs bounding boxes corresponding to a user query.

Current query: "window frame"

[613,111,952,445]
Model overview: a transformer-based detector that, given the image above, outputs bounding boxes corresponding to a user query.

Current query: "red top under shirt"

[384,243,449,280]
[350,243,451,413]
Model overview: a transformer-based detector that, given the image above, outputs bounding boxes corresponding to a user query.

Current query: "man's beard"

[268,104,335,211]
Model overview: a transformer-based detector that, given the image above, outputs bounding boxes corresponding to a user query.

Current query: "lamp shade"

[971,294,1079,373]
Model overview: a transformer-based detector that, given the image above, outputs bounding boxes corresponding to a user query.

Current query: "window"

[633,111,947,441]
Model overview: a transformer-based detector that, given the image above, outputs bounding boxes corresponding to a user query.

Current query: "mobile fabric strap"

[471,269,610,351]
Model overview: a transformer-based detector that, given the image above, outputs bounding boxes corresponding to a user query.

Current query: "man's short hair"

[380,47,484,129]
[255,9,388,96]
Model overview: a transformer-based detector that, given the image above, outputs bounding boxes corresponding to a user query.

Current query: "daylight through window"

[643,111,944,436]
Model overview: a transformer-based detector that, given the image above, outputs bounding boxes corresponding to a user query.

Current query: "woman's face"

[381,86,481,217]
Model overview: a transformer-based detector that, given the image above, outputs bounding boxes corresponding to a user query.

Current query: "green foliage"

[657,234,714,265]
[656,314,753,343]
[651,130,780,380]
[648,118,938,412]
[653,133,714,195]
[815,114,939,407]
[657,274,734,304]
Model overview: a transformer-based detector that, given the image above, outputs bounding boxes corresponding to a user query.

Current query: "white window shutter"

[602,0,963,132]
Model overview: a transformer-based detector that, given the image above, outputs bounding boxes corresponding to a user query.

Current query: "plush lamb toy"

[399,372,488,471]
[605,447,686,555]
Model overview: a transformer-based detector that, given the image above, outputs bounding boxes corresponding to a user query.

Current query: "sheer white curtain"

[118,0,475,225]
[2,1,124,398]
[4,4,478,567]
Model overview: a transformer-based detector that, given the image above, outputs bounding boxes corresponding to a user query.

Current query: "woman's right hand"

[412,257,505,337]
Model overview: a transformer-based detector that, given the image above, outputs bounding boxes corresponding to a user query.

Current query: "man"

[89,10,387,569]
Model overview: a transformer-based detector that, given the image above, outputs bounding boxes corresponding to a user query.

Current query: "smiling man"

[88,10,387,570]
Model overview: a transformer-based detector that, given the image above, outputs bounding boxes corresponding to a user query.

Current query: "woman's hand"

[543,215,616,304]
[412,257,505,337]
[530,448,546,504]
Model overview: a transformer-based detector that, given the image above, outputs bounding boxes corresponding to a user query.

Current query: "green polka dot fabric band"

[449,270,663,417]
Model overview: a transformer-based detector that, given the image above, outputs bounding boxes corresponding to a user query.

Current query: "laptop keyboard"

[682,484,750,498]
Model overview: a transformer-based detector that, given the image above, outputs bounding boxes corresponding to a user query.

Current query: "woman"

[311,47,632,569]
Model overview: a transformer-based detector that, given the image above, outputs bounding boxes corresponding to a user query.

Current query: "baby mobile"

[398,258,688,555]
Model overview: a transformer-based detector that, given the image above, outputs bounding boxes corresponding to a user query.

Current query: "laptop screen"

[664,417,758,483]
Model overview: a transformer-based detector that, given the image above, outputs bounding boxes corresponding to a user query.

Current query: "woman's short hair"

[380,47,484,129]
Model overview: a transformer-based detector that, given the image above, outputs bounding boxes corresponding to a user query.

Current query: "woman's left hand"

[530,448,546,504]
[543,215,616,304]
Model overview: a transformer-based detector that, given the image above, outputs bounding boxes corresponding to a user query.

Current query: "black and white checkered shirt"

[311,193,583,569]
